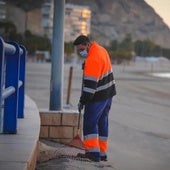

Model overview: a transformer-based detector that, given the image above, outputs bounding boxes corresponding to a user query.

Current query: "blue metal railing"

[0,37,26,134]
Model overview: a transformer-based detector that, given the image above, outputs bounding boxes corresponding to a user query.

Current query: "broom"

[66,64,85,150]
[66,108,85,150]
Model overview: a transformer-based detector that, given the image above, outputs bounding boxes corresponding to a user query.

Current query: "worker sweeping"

[73,35,116,162]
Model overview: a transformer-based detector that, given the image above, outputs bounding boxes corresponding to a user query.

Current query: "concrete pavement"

[0,96,40,170]
[26,59,170,170]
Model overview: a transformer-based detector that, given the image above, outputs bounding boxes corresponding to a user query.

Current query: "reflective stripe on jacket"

[80,42,116,104]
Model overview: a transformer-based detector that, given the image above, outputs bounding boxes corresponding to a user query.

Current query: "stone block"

[62,113,79,126]
[39,126,49,138]
[40,113,61,126]
[51,138,71,144]
[49,126,73,139]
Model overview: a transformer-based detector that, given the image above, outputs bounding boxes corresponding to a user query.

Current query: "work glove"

[78,102,84,112]
[82,61,85,70]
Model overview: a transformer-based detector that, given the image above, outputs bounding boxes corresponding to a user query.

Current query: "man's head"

[73,35,91,57]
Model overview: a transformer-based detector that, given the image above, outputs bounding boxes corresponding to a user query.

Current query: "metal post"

[49,0,65,110]
[4,42,19,134]
[18,45,26,118]
[0,38,5,133]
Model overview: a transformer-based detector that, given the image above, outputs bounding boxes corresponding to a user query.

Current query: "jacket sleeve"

[79,57,100,105]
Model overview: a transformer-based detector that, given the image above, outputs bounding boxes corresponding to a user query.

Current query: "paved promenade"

[26,59,170,170]
[0,96,40,170]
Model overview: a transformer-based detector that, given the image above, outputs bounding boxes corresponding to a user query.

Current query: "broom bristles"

[66,134,85,150]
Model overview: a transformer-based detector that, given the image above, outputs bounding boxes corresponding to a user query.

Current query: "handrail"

[2,81,23,100]
[0,37,26,134]
[2,86,16,100]
[4,42,16,55]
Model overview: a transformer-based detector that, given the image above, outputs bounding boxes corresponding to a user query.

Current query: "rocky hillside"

[67,0,170,48]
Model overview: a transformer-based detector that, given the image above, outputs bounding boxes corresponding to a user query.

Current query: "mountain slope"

[67,0,170,48]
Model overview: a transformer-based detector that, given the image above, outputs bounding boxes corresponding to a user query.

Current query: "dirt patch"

[36,140,117,170]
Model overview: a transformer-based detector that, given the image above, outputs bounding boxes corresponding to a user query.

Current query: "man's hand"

[78,102,84,112]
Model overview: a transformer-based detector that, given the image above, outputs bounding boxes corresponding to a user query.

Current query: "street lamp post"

[50,0,65,110]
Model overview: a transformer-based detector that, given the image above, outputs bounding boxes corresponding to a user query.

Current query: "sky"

[145,0,170,28]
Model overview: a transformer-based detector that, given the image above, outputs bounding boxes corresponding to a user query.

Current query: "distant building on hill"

[0,0,6,21]
[2,2,43,36]
[1,1,91,43]
[64,4,91,42]
[41,1,91,42]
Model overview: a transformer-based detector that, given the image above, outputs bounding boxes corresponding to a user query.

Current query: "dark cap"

[73,35,90,46]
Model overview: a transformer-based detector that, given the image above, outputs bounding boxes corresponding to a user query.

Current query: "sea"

[151,73,170,79]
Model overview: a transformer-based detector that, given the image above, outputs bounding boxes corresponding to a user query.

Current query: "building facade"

[65,4,91,42]
[41,0,53,40]
[1,1,91,42]
[0,0,6,21]
[41,1,91,42]
[1,1,43,36]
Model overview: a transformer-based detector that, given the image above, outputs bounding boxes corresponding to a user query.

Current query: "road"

[26,60,170,170]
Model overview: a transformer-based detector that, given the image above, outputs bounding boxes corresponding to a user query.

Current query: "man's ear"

[87,43,90,51]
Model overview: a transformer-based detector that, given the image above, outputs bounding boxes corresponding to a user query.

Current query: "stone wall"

[39,110,82,144]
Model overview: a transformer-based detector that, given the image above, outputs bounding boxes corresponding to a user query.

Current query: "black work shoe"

[101,155,107,161]
[77,152,100,162]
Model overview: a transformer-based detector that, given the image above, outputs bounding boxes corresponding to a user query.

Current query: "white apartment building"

[0,0,6,21]
[41,0,53,40]
[65,4,91,42]
[41,1,91,42]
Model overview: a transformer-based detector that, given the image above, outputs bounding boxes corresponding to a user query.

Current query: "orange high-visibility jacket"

[80,42,116,104]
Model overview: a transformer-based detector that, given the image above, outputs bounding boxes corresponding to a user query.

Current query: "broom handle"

[77,62,85,135]
[77,110,81,135]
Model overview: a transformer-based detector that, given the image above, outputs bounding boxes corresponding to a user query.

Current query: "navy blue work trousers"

[83,98,112,138]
